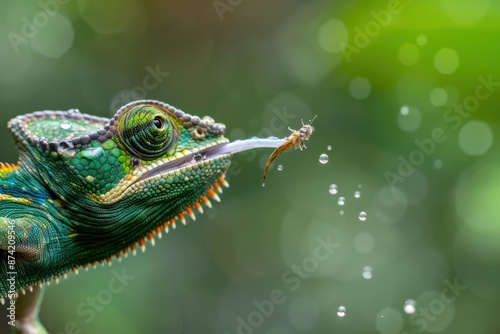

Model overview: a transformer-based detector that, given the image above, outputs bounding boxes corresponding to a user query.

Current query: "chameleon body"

[0,100,286,333]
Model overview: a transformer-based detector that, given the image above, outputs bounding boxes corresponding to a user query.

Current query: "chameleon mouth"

[0,138,288,302]
[137,137,286,182]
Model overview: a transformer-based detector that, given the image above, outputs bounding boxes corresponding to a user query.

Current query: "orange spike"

[98,259,104,265]
[155,226,163,238]
[177,212,186,225]
[193,201,204,213]
[213,182,223,193]
[106,256,112,265]
[201,195,212,208]
[147,232,155,246]
[162,221,169,233]
[206,188,221,202]
[82,263,89,271]
[91,261,97,268]
[130,243,137,255]
[139,238,146,252]
[72,267,79,275]
[185,207,196,220]
[122,248,129,258]
[54,275,59,284]
[62,272,68,279]
[218,176,229,188]
[170,217,177,229]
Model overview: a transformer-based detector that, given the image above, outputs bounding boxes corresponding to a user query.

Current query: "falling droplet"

[327,145,332,151]
[67,108,80,113]
[60,120,72,130]
[329,184,338,195]
[277,165,283,171]
[358,211,367,221]
[338,197,345,206]
[358,184,362,188]
[354,191,361,198]
[319,153,329,164]
[362,266,373,279]
[339,210,344,216]
[404,299,416,314]
[434,159,443,169]
[337,306,346,317]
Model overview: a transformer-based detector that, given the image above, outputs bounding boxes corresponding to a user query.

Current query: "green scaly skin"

[0,100,285,333]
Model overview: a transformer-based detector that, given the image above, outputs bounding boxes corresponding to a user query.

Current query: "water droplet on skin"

[329,184,338,195]
[337,306,346,317]
[327,145,332,151]
[404,299,416,314]
[277,165,283,171]
[362,266,373,279]
[338,197,345,206]
[354,191,361,198]
[60,120,72,130]
[359,211,367,221]
[67,108,80,113]
[319,153,329,164]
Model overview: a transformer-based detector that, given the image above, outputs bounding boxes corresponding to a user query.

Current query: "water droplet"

[319,153,329,164]
[60,120,72,130]
[337,306,346,317]
[329,184,338,195]
[339,210,344,216]
[338,197,345,206]
[358,184,362,188]
[327,145,332,151]
[39,136,46,142]
[362,266,373,279]
[434,159,443,169]
[358,211,367,221]
[404,299,416,314]
[277,165,283,171]
[354,191,361,199]
[67,108,80,113]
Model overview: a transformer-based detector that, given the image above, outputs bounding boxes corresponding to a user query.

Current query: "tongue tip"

[217,137,286,155]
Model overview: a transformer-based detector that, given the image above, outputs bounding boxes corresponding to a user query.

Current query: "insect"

[262,115,317,186]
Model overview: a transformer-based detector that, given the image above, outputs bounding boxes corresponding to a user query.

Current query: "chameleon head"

[8,100,231,211]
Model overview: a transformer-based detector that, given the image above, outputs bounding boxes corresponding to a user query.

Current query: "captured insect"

[262,116,317,186]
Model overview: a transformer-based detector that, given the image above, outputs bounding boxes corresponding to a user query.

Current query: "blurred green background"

[1,0,500,333]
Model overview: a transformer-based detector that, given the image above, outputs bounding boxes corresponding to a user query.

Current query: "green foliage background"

[1,0,500,333]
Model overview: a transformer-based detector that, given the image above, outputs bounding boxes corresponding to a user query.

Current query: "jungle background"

[1,0,500,333]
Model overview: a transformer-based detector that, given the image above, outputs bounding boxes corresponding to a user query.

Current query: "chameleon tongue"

[206,137,286,157]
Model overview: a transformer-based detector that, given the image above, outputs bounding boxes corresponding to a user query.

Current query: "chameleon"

[262,116,316,186]
[0,100,291,333]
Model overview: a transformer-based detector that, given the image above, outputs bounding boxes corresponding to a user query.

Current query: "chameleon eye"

[117,105,179,160]
[153,116,164,129]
